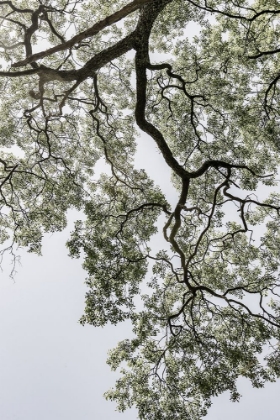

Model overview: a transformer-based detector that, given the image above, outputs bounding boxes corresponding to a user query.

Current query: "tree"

[0,0,280,418]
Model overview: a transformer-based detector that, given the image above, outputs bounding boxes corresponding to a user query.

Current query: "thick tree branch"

[11,0,151,68]
[0,1,33,13]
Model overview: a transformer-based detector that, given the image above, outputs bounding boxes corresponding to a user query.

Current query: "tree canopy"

[0,0,280,418]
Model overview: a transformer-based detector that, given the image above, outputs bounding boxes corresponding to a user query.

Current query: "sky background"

[0,132,279,420]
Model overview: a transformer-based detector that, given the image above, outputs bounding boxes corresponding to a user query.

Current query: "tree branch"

[11,0,151,68]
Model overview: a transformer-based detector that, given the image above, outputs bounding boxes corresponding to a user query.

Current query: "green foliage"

[0,0,280,418]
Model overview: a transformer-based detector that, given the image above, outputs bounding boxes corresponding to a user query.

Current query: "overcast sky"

[0,131,279,420]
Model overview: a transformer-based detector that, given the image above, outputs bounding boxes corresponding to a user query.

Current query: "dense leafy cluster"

[0,0,280,418]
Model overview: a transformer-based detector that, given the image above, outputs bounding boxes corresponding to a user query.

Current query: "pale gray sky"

[0,131,279,420]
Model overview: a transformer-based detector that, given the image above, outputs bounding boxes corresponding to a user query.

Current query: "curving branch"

[11,0,151,68]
